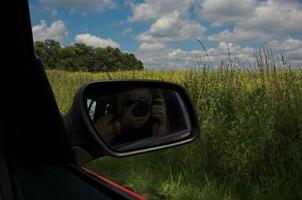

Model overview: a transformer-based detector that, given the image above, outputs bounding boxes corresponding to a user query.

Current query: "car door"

[2,1,199,200]
[1,0,145,199]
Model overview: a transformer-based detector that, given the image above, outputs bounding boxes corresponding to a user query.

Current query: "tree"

[34,40,144,72]
[35,39,62,69]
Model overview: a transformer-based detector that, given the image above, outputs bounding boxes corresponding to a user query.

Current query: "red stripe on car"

[82,168,146,200]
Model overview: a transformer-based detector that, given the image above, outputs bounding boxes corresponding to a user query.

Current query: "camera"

[131,97,151,117]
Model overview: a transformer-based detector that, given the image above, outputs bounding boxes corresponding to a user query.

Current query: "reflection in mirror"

[86,87,191,151]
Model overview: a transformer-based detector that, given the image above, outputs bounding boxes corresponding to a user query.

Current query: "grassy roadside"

[47,67,302,200]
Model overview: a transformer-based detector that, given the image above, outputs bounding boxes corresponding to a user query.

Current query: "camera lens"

[132,97,151,117]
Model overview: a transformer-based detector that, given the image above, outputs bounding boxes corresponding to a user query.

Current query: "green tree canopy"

[34,40,144,72]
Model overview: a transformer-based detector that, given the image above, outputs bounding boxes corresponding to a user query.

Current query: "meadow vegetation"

[47,51,302,199]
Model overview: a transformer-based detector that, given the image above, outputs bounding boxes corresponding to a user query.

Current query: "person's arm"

[151,99,168,135]
[94,114,122,143]
[95,109,150,143]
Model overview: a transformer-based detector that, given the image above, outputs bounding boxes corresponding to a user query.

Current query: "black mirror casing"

[65,80,199,165]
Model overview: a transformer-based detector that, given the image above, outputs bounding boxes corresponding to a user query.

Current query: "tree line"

[34,39,144,72]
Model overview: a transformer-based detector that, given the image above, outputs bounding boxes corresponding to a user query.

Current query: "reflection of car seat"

[164,91,186,132]
[93,97,116,123]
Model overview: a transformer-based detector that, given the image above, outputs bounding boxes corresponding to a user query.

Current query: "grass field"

[47,65,302,200]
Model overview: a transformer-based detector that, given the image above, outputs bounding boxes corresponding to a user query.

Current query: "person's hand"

[151,98,166,124]
[119,103,150,129]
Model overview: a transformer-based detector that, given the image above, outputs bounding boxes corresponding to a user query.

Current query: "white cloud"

[200,0,302,33]
[32,20,68,42]
[40,0,116,12]
[270,37,302,65]
[139,42,166,51]
[135,42,192,69]
[75,33,120,48]
[129,0,207,63]
[131,0,302,68]
[270,38,302,51]
[128,0,192,22]
[137,38,302,68]
[208,27,273,43]
[136,48,195,70]
[243,0,302,33]
[135,41,257,70]
[122,27,133,36]
[200,0,256,26]
[135,37,302,69]
[137,11,206,43]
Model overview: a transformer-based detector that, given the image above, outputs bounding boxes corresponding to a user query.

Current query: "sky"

[29,0,302,70]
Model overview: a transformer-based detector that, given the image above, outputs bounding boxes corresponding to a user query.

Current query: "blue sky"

[29,0,302,69]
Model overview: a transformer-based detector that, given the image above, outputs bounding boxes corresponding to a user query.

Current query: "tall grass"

[47,51,302,199]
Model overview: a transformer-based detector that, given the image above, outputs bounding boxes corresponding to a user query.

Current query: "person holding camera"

[94,88,168,146]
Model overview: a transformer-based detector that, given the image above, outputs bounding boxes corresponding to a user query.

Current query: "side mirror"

[65,80,199,165]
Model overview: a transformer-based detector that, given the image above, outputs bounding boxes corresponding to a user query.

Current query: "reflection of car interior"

[91,96,115,123]
[161,90,189,132]
[91,89,167,127]
[88,89,189,134]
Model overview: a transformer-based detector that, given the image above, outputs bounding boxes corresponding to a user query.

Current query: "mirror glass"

[85,87,191,151]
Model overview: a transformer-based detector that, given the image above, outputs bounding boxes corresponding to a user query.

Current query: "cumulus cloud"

[135,41,257,70]
[270,38,302,65]
[242,0,302,33]
[139,42,166,51]
[200,0,256,26]
[136,47,196,70]
[208,27,274,44]
[200,0,302,33]
[32,20,68,42]
[136,11,206,43]
[128,0,192,22]
[130,0,261,69]
[128,0,205,68]
[136,36,302,70]
[75,33,120,48]
[40,0,117,12]
[270,38,302,51]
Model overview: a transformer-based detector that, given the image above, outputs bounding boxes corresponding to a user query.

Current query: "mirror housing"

[65,80,199,165]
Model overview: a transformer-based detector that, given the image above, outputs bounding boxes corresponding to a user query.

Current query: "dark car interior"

[1,1,199,199]
[1,1,139,200]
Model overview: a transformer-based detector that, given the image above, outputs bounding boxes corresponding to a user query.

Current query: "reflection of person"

[94,89,168,146]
